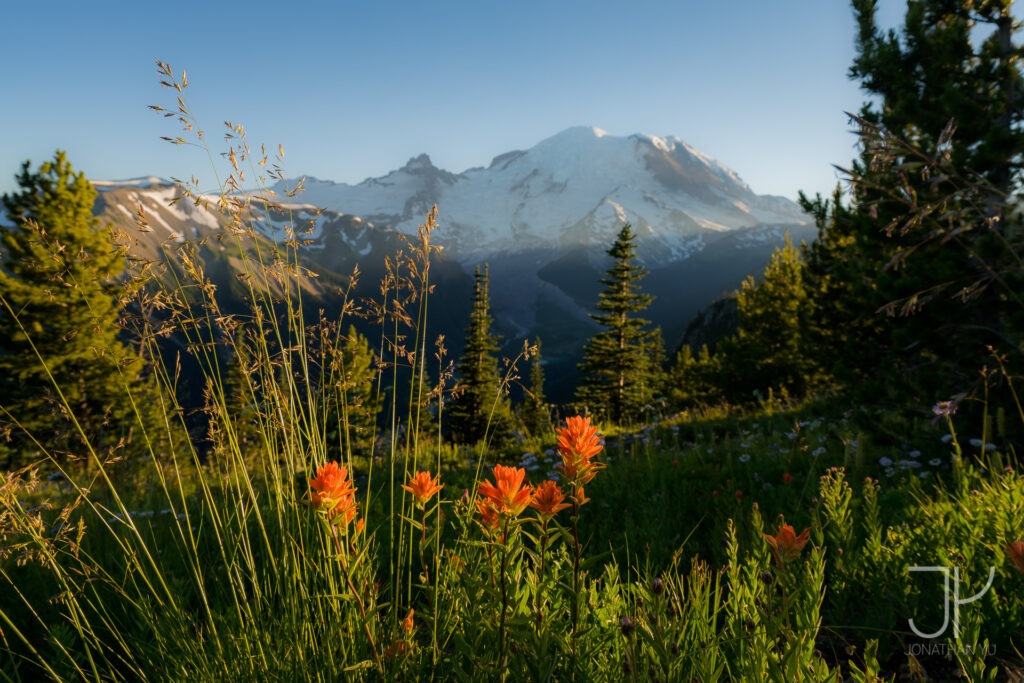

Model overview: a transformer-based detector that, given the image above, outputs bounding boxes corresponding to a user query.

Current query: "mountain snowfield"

[265,126,809,264]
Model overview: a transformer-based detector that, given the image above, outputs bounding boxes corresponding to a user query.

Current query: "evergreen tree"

[668,344,719,408]
[577,224,655,425]
[448,265,511,444]
[716,235,815,401]
[0,152,150,466]
[800,0,1024,403]
[644,326,668,412]
[333,324,383,457]
[519,337,550,437]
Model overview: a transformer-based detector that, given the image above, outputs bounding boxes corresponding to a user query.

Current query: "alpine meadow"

[6,1,1024,681]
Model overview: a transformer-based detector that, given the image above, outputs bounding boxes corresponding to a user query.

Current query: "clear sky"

[2,1,917,202]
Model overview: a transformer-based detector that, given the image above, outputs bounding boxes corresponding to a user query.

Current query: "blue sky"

[2,1,914,201]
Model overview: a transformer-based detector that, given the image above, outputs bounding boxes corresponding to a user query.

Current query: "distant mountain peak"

[400,153,438,172]
[267,126,808,262]
[92,176,173,190]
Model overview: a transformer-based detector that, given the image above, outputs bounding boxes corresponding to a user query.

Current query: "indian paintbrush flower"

[556,415,605,487]
[529,479,571,521]
[309,461,358,525]
[475,498,500,531]
[478,464,533,517]
[402,470,443,507]
[763,524,811,568]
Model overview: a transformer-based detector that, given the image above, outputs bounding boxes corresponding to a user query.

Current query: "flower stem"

[571,501,581,657]
[420,505,429,583]
[332,526,383,675]
[498,518,510,677]
[535,518,548,632]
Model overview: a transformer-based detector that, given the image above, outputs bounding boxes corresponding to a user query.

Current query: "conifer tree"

[0,152,151,466]
[576,224,655,425]
[716,234,814,401]
[668,344,722,407]
[333,324,383,457]
[801,0,1024,402]
[644,326,667,412]
[448,265,511,444]
[519,337,550,437]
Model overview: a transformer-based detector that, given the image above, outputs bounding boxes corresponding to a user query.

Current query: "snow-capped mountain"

[91,128,814,400]
[267,126,809,264]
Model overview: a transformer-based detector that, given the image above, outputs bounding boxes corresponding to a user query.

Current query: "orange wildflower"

[478,464,533,517]
[556,416,605,486]
[1007,541,1024,575]
[763,524,810,568]
[573,485,591,507]
[402,470,443,507]
[530,480,571,520]
[782,472,793,485]
[476,498,500,531]
[309,462,358,524]
[401,608,415,633]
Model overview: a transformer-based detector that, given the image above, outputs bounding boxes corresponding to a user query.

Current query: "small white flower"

[898,460,921,469]
[762,482,774,491]
[812,446,826,457]
[929,458,942,466]
[909,450,921,458]
[941,434,954,444]
[919,472,931,479]
[740,442,751,448]
[970,438,984,448]
[985,443,996,452]
[878,457,893,467]
[739,454,751,463]
[787,432,798,440]
[884,467,896,478]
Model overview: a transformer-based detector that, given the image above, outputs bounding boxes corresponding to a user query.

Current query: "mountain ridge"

[263,126,809,264]
[88,127,814,401]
